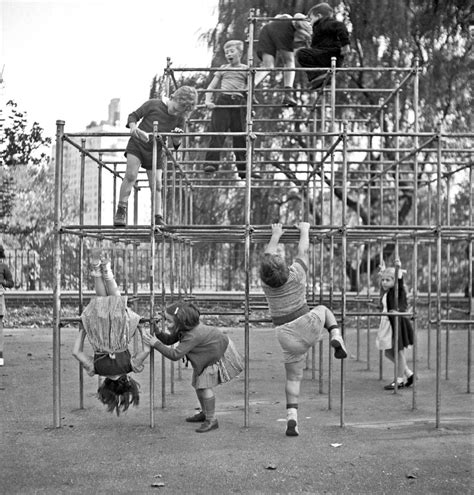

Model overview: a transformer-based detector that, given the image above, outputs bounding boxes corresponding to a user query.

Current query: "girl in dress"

[376,258,414,390]
[73,251,150,414]
[142,301,243,433]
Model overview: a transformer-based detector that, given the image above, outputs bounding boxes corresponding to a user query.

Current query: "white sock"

[287,408,298,422]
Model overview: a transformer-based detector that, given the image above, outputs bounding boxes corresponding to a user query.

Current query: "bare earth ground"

[1,323,472,495]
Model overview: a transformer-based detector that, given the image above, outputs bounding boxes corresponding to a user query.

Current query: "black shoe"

[384,380,405,390]
[330,335,348,359]
[238,172,262,180]
[282,95,298,107]
[195,419,218,433]
[113,204,127,227]
[204,165,217,175]
[285,419,299,437]
[154,214,166,226]
[405,373,414,387]
[185,411,206,423]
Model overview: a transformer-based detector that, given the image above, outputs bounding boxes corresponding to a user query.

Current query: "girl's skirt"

[81,296,141,353]
[192,339,244,390]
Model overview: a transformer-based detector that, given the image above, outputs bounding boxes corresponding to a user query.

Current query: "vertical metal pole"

[149,121,158,428]
[340,121,348,427]
[53,120,65,427]
[242,7,256,428]
[468,164,473,393]
[445,176,451,380]
[435,126,443,428]
[427,180,433,369]
[78,138,86,409]
[392,91,400,393]
[411,58,420,410]
[97,153,103,225]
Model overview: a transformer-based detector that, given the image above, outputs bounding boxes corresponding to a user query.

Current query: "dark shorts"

[257,23,294,59]
[125,137,166,171]
[94,349,133,376]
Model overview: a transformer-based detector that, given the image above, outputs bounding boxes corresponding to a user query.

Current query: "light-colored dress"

[81,296,140,353]
[376,293,392,350]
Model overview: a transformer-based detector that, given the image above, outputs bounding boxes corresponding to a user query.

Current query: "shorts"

[276,306,326,364]
[257,23,294,59]
[192,339,244,389]
[125,137,167,171]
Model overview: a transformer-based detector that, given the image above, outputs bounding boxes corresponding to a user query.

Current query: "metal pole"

[53,120,65,428]
[435,125,443,428]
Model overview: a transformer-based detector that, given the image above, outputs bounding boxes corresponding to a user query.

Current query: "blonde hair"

[308,3,334,18]
[224,40,244,53]
[380,267,395,280]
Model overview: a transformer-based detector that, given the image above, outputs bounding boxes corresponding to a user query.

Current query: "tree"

[202,0,471,289]
[0,100,80,289]
[1,100,52,228]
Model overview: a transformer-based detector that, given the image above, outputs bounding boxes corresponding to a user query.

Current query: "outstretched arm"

[132,327,151,369]
[72,328,95,376]
[296,222,310,267]
[264,223,284,255]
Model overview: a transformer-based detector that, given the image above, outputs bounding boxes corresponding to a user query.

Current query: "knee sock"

[286,403,298,422]
[202,396,216,422]
[197,393,205,413]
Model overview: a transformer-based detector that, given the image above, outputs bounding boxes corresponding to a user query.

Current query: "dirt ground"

[1,323,472,494]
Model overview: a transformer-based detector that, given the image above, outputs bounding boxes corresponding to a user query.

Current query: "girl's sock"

[202,396,216,422]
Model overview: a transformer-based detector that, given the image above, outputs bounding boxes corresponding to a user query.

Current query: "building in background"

[59,99,151,225]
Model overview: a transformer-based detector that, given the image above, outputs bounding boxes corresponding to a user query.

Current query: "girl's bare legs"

[91,249,108,296]
[101,258,121,296]
[384,348,413,380]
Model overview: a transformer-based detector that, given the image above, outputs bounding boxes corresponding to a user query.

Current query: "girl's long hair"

[165,301,201,334]
[97,375,140,415]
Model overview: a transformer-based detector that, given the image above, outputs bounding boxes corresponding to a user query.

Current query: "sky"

[1,0,218,137]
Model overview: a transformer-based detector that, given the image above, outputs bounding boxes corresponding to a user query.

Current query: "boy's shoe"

[195,419,219,433]
[114,204,127,227]
[154,214,166,226]
[384,379,405,390]
[330,335,348,359]
[204,165,217,175]
[285,419,299,437]
[282,95,298,107]
[185,411,206,423]
[405,373,414,387]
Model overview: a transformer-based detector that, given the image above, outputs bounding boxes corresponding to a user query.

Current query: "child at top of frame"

[376,258,414,390]
[203,39,257,180]
[295,3,350,90]
[142,301,243,433]
[259,222,348,437]
[254,13,312,107]
[72,250,151,415]
[113,85,198,228]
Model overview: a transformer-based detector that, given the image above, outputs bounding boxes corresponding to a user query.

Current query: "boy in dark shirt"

[296,3,350,89]
[114,86,197,227]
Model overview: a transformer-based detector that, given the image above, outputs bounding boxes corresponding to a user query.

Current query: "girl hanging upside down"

[72,250,151,415]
